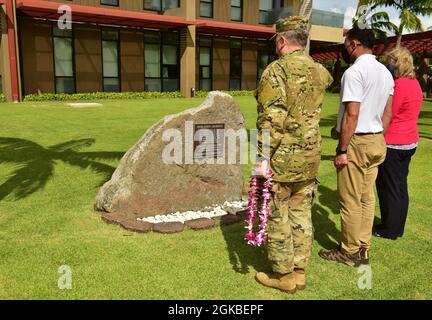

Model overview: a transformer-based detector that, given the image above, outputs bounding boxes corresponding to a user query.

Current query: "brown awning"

[196,19,275,39]
[16,0,193,29]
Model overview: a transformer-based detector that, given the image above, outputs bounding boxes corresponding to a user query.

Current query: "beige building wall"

[310,25,344,43]
[13,0,343,97]
[121,29,145,92]
[212,38,230,91]
[243,0,260,25]
[19,17,55,95]
[48,0,302,19]
[74,25,103,93]
[288,0,302,15]
[242,40,258,90]
[180,0,196,97]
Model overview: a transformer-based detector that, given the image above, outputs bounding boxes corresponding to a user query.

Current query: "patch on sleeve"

[258,82,281,108]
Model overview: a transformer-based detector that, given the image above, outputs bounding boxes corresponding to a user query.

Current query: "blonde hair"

[385,47,416,79]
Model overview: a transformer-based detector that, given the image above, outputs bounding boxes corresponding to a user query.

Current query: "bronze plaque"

[193,124,225,160]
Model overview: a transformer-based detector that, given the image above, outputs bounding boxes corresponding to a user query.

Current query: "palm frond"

[374,29,391,45]
[78,151,125,161]
[370,11,391,21]
[400,9,424,32]
[409,0,432,15]
[49,139,96,152]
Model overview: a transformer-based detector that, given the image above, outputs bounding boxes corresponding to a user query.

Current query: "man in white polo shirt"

[319,27,394,267]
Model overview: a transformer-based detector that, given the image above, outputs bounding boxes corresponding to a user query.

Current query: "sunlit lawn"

[0,94,431,299]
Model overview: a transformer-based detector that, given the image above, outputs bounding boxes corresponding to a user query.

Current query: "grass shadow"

[221,183,343,274]
[312,184,341,249]
[0,137,124,201]
[321,154,336,162]
[220,218,271,275]
[419,111,432,119]
[419,132,432,140]
[319,114,338,128]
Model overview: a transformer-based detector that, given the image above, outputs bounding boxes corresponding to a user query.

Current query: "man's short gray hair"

[279,29,309,48]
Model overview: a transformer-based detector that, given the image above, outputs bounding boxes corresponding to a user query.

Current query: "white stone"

[138,200,247,224]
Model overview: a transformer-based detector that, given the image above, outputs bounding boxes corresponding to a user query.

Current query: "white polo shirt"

[337,54,394,133]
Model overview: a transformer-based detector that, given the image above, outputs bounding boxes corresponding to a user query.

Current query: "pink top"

[385,78,423,145]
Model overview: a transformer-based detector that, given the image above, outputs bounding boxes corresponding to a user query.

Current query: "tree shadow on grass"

[0,137,124,201]
[419,132,432,140]
[417,111,432,139]
[319,114,338,128]
[419,111,432,119]
[312,184,341,249]
[221,182,343,275]
[220,217,271,275]
[321,154,336,162]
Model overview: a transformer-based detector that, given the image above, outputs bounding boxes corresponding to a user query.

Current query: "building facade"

[0,0,344,101]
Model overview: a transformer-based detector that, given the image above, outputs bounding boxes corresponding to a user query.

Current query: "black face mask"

[387,64,396,79]
[342,45,358,65]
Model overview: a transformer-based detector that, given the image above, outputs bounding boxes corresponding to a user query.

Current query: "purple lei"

[245,169,273,247]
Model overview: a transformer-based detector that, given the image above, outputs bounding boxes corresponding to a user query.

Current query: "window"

[231,0,243,22]
[102,28,120,92]
[53,25,75,94]
[144,31,179,92]
[200,0,213,18]
[259,0,283,25]
[257,40,277,83]
[199,37,212,91]
[229,39,242,91]
[101,0,119,6]
[144,0,179,11]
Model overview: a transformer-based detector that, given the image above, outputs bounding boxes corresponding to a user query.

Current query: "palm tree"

[353,10,398,44]
[358,0,432,47]
[0,137,123,201]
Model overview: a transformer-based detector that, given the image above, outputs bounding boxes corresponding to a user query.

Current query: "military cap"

[271,16,309,40]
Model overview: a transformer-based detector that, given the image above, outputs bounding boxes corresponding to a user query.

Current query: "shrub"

[23,91,184,102]
[23,90,256,102]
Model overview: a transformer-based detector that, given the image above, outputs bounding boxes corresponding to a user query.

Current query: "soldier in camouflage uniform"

[254,16,333,294]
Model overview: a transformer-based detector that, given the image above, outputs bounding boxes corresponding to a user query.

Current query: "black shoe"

[372,227,382,238]
[359,248,369,265]
[373,227,397,240]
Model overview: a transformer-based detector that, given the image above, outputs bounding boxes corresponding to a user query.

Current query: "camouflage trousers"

[267,179,317,274]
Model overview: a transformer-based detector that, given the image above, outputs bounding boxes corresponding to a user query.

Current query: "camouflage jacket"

[256,50,333,183]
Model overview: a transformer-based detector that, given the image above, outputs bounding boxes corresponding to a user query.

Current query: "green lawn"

[0,94,431,300]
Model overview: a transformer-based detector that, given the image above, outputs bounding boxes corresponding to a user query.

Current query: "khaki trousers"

[338,134,387,255]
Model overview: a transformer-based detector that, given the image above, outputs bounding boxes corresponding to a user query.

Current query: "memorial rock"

[95,92,245,219]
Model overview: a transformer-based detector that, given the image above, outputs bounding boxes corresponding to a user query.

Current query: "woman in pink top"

[374,47,423,240]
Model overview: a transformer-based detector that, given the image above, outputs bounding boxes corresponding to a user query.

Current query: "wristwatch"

[336,146,348,155]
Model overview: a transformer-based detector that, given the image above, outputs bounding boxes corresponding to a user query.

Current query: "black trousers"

[376,147,416,238]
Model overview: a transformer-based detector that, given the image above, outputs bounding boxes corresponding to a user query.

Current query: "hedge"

[23,91,184,102]
[22,90,256,102]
